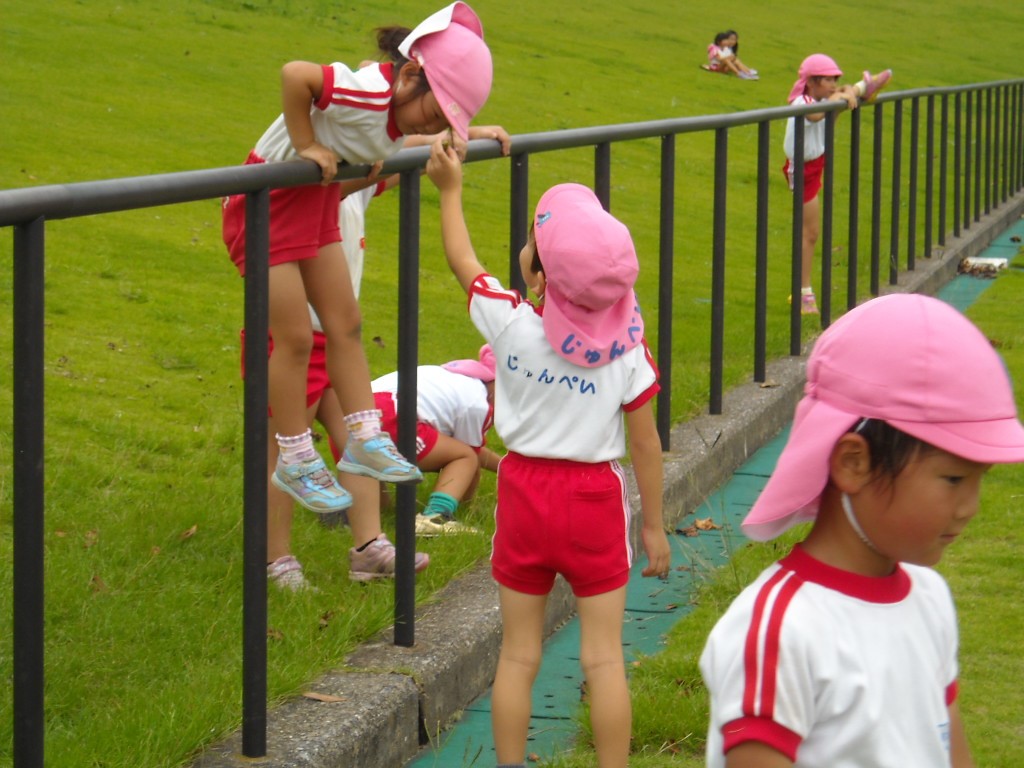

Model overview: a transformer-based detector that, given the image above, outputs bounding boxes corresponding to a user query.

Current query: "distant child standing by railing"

[783,54,891,315]
[222,2,494,514]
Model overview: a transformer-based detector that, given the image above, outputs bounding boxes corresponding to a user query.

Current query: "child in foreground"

[700,293,1024,767]
[426,143,671,768]
[783,54,891,315]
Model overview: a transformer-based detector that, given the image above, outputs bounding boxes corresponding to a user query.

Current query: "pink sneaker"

[267,555,317,592]
[861,69,892,102]
[800,293,819,315]
[348,533,430,582]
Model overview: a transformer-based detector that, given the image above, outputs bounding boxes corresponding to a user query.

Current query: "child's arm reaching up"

[425,140,488,293]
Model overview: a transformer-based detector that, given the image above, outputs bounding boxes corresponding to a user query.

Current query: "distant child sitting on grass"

[700,293,1024,768]
[783,54,891,315]
[426,143,671,768]
[705,31,758,79]
[370,345,502,537]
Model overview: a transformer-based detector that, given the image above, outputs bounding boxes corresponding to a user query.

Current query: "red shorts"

[491,452,632,598]
[223,152,343,276]
[374,391,439,461]
[239,329,330,411]
[782,154,826,204]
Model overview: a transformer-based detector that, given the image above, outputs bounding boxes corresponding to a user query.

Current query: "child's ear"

[396,61,423,91]
[830,433,872,493]
[531,270,547,301]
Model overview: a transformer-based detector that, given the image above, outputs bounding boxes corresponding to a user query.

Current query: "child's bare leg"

[416,435,482,535]
[268,261,316,436]
[492,586,547,765]
[304,243,420,483]
[577,586,630,768]
[419,435,479,501]
[316,388,429,575]
[801,196,821,290]
[302,244,374,414]
[315,388,384,543]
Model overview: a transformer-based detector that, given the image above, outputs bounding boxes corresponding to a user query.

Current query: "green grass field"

[1,0,1023,765]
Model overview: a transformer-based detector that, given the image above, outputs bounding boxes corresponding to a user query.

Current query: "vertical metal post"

[820,114,835,327]
[394,169,421,648]
[939,94,949,246]
[889,101,903,285]
[870,105,884,296]
[847,108,861,309]
[789,115,805,355]
[964,91,972,230]
[594,142,611,210]
[656,135,675,449]
[907,98,919,270]
[709,127,727,414]
[974,89,982,222]
[241,188,270,758]
[924,95,935,258]
[509,154,530,295]
[754,121,770,381]
[13,216,46,768]
[984,87,992,215]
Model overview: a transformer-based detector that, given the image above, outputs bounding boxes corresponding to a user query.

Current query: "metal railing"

[3,78,1022,764]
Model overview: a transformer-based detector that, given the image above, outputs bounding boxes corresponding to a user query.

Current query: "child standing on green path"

[222,2,495,514]
[700,294,1024,767]
[783,54,891,315]
[426,143,671,768]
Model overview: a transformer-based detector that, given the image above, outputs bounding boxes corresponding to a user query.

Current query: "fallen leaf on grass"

[267,627,284,641]
[179,524,198,540]
[319,611,335,629]
[84,530,99,548]
[90,574,108,592]
[372,336,386,348]
[303,691,346,703]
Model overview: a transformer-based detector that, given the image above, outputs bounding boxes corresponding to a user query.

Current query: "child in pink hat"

[426,143,671,768]
[700,293,1024,767]
[370,344,503,537]
[222,3,498,523]
[783,54,892,315]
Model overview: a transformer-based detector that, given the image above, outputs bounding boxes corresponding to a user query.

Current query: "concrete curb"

[192,195,1023,768]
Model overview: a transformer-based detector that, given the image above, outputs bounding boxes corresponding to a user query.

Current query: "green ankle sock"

[423,491,458,519]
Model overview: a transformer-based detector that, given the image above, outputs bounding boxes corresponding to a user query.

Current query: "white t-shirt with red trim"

[371,365,492,449]
[254,62,405,165]
[467,274,659,462]
[783,94,828,162]
[700,545,960,767]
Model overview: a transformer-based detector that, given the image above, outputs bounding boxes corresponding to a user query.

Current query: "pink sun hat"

[398,2,492,141]
[442,343,496,382]
[742,293,1024,542]
[533,183,644,368]
[787,53,843,103]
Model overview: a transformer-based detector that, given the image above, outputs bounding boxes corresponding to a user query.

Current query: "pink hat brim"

[398,2,490,141]
[542,286,644,369]
[741,396,860,542]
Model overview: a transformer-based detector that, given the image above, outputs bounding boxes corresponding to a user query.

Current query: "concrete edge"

[191,194,1024,768]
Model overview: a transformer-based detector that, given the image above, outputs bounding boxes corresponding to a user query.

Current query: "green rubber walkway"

[408,216,1024,768]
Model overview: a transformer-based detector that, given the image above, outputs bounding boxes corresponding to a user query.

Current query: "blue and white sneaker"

[337,433,423,484]
[272,455,353,514]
